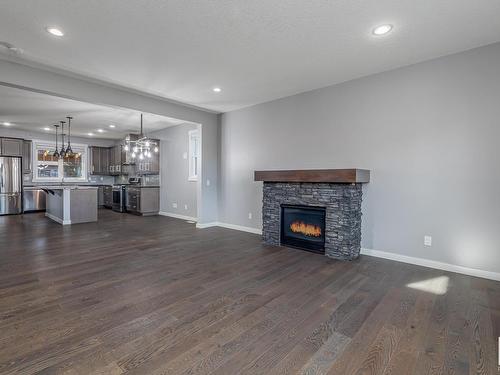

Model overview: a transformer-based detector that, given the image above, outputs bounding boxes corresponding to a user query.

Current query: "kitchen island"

[43,186,98,225]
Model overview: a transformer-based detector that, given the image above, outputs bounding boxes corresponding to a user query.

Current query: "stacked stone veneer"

[262,182,363,260]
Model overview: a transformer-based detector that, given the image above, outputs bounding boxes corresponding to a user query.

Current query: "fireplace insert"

[280,204,326,254]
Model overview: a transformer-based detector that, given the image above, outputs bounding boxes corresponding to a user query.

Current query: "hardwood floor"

[0,209,499,374]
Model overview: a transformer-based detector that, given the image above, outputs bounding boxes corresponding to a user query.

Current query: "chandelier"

[123,114,158,160]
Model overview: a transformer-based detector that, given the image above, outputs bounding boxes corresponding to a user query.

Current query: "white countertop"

[25,185,98,190]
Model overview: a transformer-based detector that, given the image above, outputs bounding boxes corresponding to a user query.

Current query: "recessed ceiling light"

[87,132,94,136]
[3,122,12,126]
[109,124,116,128]
[372,24,393,36]
[46,27,64,37]
[43,127,51,131]
[97,129,104,133]
[213,87,222,93]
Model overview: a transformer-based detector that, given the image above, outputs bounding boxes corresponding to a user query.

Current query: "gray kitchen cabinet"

[100,147,110,174]
[151,150,160,173]
[0,138,23,157]
[136,140,160,175]
[103,185,112,208]
[139,187,159,215]
[137,160,155,174]
[136,161,147,174]
[108,146,115,174]
[22,140,32,174]
[150,139,160,174]
[89,146,111,175]
[126,186,159,215]
[116,145,124,172]
[90,146,100,174]
[109,145,123,175]
[112,145,119,174]
[126,186,139,212]
[97,186,104,207]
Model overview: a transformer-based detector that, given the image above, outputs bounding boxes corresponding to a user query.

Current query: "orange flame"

[290,221,322,237]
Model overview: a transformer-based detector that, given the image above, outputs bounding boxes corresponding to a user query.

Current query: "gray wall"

[0,58,219,224]
[151,123,199,219]
[220,42,500,274]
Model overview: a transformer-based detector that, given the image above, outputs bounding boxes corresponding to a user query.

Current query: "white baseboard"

[45,212,71,225]
[190,220,500,281]
[361,248,500,282]
[196,222,218,229]
[216,222,263,235]
[195,221,262,234]
[159,211,197,222]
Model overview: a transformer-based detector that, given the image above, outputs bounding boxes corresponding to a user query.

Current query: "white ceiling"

[0,85,186,139]
[1,1,500,112]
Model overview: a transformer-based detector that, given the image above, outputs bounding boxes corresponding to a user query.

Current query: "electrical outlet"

[424,235,432,247]
[184,204,188,210]
[172,203,177,209]
[248,212,252,219]
[182,152,188,159]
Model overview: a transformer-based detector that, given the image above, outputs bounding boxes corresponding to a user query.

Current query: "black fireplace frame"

[280,204,326,254]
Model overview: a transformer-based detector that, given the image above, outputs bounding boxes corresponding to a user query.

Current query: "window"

[188,129,200,181]
[33,141,88,182]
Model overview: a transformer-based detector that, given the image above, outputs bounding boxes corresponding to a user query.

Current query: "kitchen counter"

[45,187,98,225]
[125,186,160,215]
[26,185,99,191]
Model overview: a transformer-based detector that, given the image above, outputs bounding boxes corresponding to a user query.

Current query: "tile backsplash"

[88,175,115,185]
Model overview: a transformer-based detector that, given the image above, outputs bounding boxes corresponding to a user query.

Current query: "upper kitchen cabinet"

[109,145,124,175]
[100,147,110,174]
[115,145,124,170]
[22,140,32,174]
[150,150,160,173]
[137,140,160,175]
[89,146,100,175]
[0,138,23,157]
[108,146,114,174]
[89,146,110,175]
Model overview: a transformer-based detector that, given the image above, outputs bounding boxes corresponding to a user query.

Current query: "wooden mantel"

[254,169,370,183]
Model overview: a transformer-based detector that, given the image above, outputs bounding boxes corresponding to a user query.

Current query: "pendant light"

[53,124,60,158]
[59,120,66,158]
[65,116,73,156]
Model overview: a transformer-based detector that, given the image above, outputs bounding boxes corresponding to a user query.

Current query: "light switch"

[424,236,432,247]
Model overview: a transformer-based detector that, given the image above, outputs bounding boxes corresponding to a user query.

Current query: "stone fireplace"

[255,169,370,260]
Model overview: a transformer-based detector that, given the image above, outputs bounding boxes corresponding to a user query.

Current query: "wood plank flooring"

[0,209,499,374]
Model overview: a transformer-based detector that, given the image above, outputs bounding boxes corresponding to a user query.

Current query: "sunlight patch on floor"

[406,275,449,295]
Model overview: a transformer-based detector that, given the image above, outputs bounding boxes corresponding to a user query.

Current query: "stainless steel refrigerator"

[0,157,22,215]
